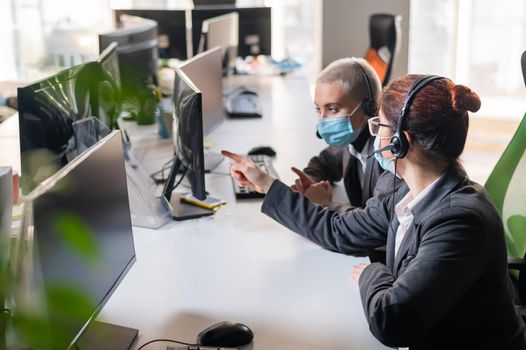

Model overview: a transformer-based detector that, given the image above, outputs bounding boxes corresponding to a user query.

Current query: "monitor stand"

[76,321,138,350]
[162,157,215,221]
[170,193,215,221]
[204,150,224,172]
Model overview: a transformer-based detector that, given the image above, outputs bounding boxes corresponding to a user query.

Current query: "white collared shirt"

[394,174,444,258]
[348,138,370,187]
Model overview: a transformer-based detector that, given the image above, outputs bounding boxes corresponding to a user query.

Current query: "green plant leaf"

[53,212,101,263]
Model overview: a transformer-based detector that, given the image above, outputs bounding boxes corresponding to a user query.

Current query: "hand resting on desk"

[222,150,276,193]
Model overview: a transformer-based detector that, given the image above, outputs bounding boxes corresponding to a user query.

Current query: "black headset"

[370,75,444,159]
[355,62,377,118]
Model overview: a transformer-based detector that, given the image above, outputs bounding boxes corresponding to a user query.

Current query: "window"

[4,0,112,81]
[409,0,526,119]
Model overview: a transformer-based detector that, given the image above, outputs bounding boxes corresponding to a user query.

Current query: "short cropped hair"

[316,57,382,105]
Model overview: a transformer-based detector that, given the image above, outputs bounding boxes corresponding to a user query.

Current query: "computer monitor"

[197,12,238,74]
[17,63,110,194]
[192,7,271,58]
[113,9,188,60]
[29,131,137,349]
[179,46,224,136]
[99,16,159,124]
[92,42,122,129]
[196,12,238,70]
[165,67,206,200]
[162,68,215,220]
[193,0,237,7]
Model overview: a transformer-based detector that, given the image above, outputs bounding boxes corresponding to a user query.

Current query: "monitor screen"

[17,63,110,195]
[193,0,237,7]
[198,12,238,73]
[93,42,122,129]
[170,67,206,200]
[30,131,135,349]
[179,46,224,135]
[192,7,271,57]
[99,15,159,98]
[114,9,188,60]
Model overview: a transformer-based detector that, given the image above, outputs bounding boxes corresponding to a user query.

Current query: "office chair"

[363,14,401,86]
[484,111,526,319]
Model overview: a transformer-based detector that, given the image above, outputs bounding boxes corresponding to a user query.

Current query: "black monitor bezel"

[164,68,206,201]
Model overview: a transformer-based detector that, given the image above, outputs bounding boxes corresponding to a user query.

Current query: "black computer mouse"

[247,145,276,157]
[196,321,254,347]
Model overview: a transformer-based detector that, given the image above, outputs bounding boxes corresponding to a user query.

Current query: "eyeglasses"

[368,116,393,136]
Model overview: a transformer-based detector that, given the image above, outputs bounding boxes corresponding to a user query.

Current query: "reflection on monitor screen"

[17,63,111,194]
[95,42,122,129]
[29,131,136,349]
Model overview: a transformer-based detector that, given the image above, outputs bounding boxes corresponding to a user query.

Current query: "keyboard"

[224,88,262,118]
[232,155,279,199]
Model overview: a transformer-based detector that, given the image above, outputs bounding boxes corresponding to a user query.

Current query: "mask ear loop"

[348,102,362,118]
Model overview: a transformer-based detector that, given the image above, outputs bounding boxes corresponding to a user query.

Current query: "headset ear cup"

[362,98,376,117]
[389,134,400,158]
[390,132,408,159]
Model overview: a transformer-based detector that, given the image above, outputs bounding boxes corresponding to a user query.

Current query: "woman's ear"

[404,131,413,145]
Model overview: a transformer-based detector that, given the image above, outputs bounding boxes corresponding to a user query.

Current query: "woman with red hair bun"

[223,75,526,349]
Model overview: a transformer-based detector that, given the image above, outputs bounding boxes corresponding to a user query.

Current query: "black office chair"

[364,14,402,86]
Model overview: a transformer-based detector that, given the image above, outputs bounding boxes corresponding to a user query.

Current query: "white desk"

[100,75,389,349]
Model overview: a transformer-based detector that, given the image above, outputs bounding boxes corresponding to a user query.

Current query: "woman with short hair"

[223,74,526,349]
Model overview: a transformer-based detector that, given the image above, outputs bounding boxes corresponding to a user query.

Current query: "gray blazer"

[261,165,526,349]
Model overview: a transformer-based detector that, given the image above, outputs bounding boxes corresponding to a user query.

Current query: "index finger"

[291,166,312,183]
[221,150,244,163]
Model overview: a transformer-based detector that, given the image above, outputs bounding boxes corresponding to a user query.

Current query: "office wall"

[319,0,410,81]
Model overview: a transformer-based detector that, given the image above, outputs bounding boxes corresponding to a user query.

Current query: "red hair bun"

[451,84,481,113]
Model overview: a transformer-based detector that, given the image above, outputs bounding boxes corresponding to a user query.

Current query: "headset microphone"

[367,143,396,158]
[316,130,322,139]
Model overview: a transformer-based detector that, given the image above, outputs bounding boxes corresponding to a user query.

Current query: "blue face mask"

[373,136,397,176]
[316,104,361,147]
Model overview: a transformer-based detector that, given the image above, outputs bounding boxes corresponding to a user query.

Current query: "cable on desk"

[172,166,188,191]
[151,158,175,184]
[137,338,197,349]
